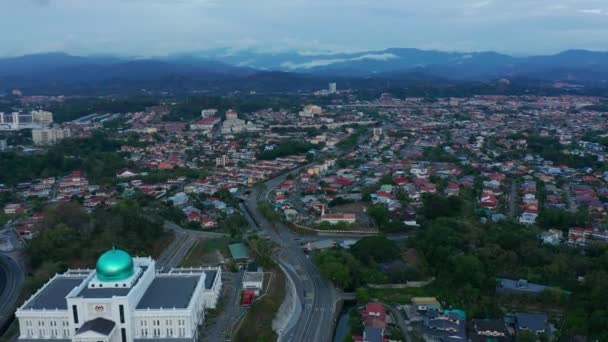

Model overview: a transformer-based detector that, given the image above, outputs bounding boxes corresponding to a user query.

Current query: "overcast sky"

[1,0,608,57]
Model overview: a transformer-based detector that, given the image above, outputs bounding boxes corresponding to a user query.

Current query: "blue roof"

[364,327,383,342]
[496,278,549,294]
[228,243,250,260]
[514,312,548,333]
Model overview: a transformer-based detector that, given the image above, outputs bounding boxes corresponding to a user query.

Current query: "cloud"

[29,0,51,5]
[280,53,398,70]
[2,0,608,56]
[469,0,493,9]
[578,8,607,15]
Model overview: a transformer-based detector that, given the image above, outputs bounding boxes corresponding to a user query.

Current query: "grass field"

[367,287,432,304]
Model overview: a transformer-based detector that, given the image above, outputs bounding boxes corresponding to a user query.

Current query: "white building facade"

[16,249,222,342]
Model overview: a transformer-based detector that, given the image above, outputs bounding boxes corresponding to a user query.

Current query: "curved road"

[243,163,337,342]
[0,253,24,329]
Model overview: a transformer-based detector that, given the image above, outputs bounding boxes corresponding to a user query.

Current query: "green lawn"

[367,287,432,305]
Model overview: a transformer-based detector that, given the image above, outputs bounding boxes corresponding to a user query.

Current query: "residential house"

[423,309,467,342]
[540,229,563,245]
[514,312,549,337]
[496,278,552,296]
[470,319,510,342]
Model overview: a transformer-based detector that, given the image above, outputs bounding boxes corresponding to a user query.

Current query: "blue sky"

[1,0,607,57]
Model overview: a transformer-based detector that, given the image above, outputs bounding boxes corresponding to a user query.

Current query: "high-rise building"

[31,110,54,124]
[32,127,72,146]
[329,83,337,94]
[15,248,222,342]
[0,111,53,130]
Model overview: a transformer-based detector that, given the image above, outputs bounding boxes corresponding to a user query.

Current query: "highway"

[0,252,24,330]
[242,164,337,342]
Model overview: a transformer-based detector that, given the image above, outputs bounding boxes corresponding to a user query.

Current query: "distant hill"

[0,49,607,94]
[185,48,608,81]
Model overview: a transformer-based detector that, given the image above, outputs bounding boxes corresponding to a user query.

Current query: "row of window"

[23,320,69,328]
[139,319,186,327]
[139,327,186,338]
[24,328,70,338]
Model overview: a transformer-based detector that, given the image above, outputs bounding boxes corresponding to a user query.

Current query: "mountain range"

[0,48,607,93]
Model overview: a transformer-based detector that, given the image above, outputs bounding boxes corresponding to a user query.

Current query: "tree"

[419,194,464,220]
[351,236,399,265]
[516,331,537,342]
[356,287,370,303]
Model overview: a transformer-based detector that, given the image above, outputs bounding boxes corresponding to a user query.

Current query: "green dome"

[96,248,134,282]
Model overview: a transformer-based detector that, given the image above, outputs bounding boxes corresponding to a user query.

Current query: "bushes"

[26,200,168,269]
[350,236,399,265]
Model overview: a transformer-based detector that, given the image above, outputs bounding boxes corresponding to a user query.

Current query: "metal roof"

[136,276,200,310]
[228,243,250,260]
[24,277,85,310]
[76,318,116,336]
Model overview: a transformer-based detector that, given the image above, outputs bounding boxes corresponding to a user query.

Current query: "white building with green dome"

[15,248,222,342]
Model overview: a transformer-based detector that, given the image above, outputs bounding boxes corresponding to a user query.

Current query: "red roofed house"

[200,217,218,229]
[187,212,201,222]
[362,302,387,329]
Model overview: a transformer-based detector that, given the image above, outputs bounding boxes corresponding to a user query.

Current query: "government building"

[15,248,222,342]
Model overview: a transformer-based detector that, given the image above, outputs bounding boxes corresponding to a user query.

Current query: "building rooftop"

[136,276,200,310]
[243,272,264,283]
[228,243,250,260]
[76,318,116,336]
[496,278,550,294]
[204,270,217,289]
[75,266,148,299]
[24,276,85,310]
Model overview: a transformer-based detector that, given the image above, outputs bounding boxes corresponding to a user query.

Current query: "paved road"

[242,164,337,342]
[201,272,245,342]
[156,222,230,271]
[508,180,518,218]
[385,304,413,342]
[0,253,24,328]
[563,183,577,213]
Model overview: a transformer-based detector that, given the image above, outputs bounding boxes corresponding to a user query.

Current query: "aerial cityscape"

[1,1,608,342]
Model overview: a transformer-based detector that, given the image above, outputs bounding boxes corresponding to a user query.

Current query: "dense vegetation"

[336,127,367,150]
[24,201,170,294]
[411,216,608,339]
[257,141,319,160]
[367,204,408,233]
[525,135,601,169]
[48,97,159,123]
[317,185,608,339]
[313,236,424,290]
[422,146,459,163]
[537,207,590,231]
[0,132,130,185]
